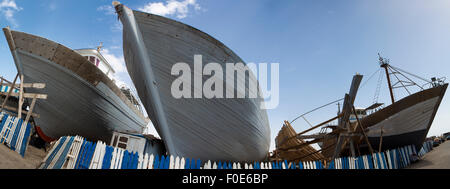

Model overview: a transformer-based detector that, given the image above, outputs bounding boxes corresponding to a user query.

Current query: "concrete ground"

[0,143,47,169]
[407,140,450,169]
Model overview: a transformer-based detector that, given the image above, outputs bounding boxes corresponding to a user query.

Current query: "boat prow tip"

[112,1,121,7]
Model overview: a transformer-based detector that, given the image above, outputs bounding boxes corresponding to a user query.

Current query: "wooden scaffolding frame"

[0,73,47,126]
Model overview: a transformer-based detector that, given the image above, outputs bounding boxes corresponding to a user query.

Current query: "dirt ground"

[407,140,450,169]
[0,143,47,169]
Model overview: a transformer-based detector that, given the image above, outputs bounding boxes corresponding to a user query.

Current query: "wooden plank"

[1,82,46,89]
[0,91,47,99]
[18,75,24,119]
[278,114,341,147]
[332,74,363,159]
[2,105,40,118]
[274,120,325,161]
[0,73,18,112]
[24,95,37,123]
[296,134,327,140]
[352,105,374,154]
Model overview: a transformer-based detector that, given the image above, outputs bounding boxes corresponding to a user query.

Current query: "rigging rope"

[389,65,432,83]
[290,67,381,124]
[359,68,381,90]
[291,98,344,124]
[373,68,384,104]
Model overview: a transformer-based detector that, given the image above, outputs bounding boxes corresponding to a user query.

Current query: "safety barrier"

[0,112,31,156]
[40,136,435,169]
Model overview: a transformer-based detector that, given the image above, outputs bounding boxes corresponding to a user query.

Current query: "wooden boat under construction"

[113,2,271,162]
[273,55,447,162]
[2,28,148,143]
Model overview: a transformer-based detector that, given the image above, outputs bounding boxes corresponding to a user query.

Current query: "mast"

[378,54,395,104]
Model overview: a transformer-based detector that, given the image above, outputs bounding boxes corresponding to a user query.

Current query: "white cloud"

[138,0,201,19]
[0,0,19,9]
[0,0,22,27]
[112,74,128,88]
[101,48,127,74]
[97,5,115,15]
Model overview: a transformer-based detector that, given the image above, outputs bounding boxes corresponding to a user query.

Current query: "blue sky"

[1,0,450,150]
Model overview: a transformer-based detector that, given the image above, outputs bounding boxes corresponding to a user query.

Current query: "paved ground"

[0,143,47,169]
[407,140,450,169]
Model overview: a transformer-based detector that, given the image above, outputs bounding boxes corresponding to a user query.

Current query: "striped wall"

[40,136,435,169]
[0,112,32,157]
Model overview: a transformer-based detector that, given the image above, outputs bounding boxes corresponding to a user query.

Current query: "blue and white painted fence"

[328,145,419,169]
[418,140,433,157]
[0,85,19,94]
[0,112,32,157]
[40,136,436,169]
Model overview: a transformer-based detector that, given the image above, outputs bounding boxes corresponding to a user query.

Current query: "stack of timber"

[274,121,324,162]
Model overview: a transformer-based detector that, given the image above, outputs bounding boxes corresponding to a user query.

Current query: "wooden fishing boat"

[275,55,447,161]
[113,2,271,162]
[3,28,148,143]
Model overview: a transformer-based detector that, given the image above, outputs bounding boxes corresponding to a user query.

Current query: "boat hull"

[362,84,448,152]
[3,29,147,143]
[367,129,428,151]
[321,84,447,157]
[116,4,271,161]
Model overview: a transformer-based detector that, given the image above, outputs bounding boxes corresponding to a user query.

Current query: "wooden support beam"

[0,73,18,112]
[332,74,363,159]
[296,134,327,140]
[332,95,350,159]
[0,76,11,84]
[340,133,362,137]
[18,74,24,119]
[278,137,325,151]
[1,82,46,89]
[379,126,384,152]
[352,105,374,154]
[292,141,337,161]
[1,105,40,118]
[0,75,46,123]
[24,94,37,124]
[0,92,47,99]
